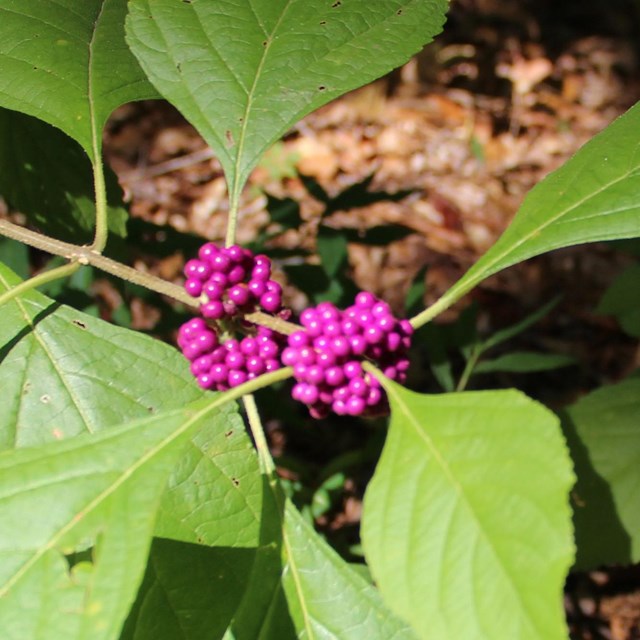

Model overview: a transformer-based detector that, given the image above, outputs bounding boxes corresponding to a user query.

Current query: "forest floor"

[100,1,640,638]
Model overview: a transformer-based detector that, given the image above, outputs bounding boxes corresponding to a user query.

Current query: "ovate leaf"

[362,381,575,639]
[0,397,227,640]
[0,0,157,159]
[429,101,640,316]
[125,0,447,202]
[563,378,640,569]
[0,262,204,449]
[0,109,128,241]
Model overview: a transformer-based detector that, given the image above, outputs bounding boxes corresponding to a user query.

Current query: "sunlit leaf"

[426,101,640,318]
[362,380,575,639]
[0,397,225,640]
[0,262,204,449]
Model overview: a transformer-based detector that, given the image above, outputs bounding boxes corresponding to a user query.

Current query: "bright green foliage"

[0,397,224,640]
[154,412,264,548]
[0,110,128,241]
[361,381,575,639]
[0,263,204,449]
[563,378,640,569]
[596,263,640,338]
[431,102,640,315]
[125,0,447,204]
[0,0,157,160]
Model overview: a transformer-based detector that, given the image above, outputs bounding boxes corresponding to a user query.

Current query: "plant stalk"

[91,151,109,253]
[243,394,275,474]
[0,219,302,335]
[0,262,81,307]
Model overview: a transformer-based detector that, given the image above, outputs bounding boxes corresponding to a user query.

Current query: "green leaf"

[0,0,157,159]
[317,225,349,278]
[154,412,264,549]
[562,378,640,569]
[124,492,414,639]
[481,297,560,352]
[125,0,447,203]
[120,539,263,640]
[474,351,576,374]
[280,501,415,639]
[0,262,204,449]
[0,238,28,280]
[0,396,227,640]
[428,101,640,318]
[362,381,575,639]
[0,109,128,241]
[596,263,640,338]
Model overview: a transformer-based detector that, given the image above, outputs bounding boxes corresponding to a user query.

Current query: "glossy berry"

[284,295,412,418]
[182,243,284,320]
[177,320,284,392]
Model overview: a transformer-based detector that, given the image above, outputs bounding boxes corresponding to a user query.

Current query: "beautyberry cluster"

[177,318,283,391]
[183,243,283,320]
[281,292,412,418]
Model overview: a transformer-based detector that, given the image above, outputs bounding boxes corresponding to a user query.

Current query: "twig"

[0,262,80,307]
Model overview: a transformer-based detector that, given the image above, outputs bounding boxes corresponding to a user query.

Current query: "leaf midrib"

[230,0,295,201]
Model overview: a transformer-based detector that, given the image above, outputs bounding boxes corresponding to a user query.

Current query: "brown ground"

[99,1,639,637]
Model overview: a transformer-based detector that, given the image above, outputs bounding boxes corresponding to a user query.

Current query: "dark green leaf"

[563,378,640,569]
[0,109,128,241]
[317,225,349,277]
[596,264,640,337]
[126,0,447,202]
[474,351,576,374]
[0,0,158,159]
[481,297,560,351]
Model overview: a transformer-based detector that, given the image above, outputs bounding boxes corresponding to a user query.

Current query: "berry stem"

[361,360,387,386]
[0,262,81,307]
[225,193,239,248]
[244,311,300,335]
[90,148,109,254]
[243,393,275,474]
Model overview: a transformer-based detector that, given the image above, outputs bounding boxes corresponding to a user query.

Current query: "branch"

[0,219,303,335]
[0,218,198,307]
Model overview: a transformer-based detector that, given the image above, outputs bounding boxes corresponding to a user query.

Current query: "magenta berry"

[182,243,284,320]
[177,319,285,393]
[285,293,412,418]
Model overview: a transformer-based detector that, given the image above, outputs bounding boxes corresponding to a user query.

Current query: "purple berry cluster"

[281,292,412,418]
[183,243,283,320]
[178,318,283,391]
[177,244,413,417]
